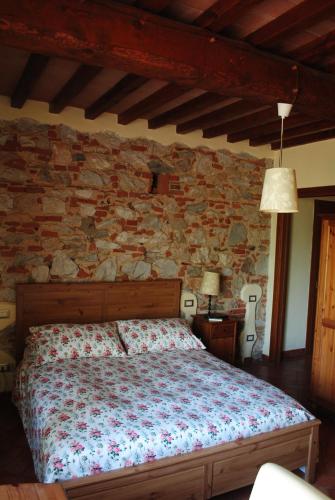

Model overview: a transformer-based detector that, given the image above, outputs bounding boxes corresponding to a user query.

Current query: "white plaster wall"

[263,143,335,356]
[274,140,335,188]
[283,199,314,351]
[261,214,277,356]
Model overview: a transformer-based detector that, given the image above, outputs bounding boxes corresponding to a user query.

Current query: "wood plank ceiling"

[1,0,335,149]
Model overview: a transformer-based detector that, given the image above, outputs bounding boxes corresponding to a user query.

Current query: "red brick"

[233,249,247,255]
[122,245,141,251]
[77,268,90,278]
[25,187,45,193]
[7,266,28,274]
[1,250,18,257]
[8,187,27,192]
[22,222,39,228]
[35,216,63,222]
[41,230,58,237]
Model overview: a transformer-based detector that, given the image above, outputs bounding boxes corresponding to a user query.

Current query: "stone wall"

[0,118,271,351]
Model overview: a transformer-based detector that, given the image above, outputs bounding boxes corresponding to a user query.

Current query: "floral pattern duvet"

[14,349,314,483]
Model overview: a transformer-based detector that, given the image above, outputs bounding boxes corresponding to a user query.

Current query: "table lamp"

[200,271,220,319]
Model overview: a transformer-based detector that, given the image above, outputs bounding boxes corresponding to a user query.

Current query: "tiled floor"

[1,356,335,499]
[218,356,335,500]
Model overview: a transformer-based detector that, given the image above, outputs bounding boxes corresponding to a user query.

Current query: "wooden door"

[311,218,335,409]
[306,201,335,353]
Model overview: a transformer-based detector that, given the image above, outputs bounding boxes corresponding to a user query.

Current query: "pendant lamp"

[260,103,298,213]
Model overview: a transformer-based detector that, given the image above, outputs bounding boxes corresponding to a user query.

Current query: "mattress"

[14,349,314,483]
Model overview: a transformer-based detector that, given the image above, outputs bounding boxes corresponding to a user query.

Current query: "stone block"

[79,170,104,187]
[32,265,50,283]
[94,258,117,281]
[228,223,247,245]
[42,197,66,214]
[50,251,79,278]
[153,258,178,278]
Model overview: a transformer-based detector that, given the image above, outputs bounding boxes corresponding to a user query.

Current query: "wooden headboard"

[16,279,182,361]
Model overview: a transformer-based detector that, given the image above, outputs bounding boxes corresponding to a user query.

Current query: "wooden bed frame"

[16,280,320,500]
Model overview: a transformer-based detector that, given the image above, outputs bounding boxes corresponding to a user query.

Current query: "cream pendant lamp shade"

[260,102,298,213]
[260,167,298,213]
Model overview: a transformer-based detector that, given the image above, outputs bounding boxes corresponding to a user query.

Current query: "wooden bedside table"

[193,315,237,364]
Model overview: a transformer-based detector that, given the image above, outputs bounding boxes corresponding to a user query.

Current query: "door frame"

[269,185,335,363]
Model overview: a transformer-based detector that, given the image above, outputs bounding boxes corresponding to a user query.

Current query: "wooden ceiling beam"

[50,64,102,114]
[194,0,260,32]
[148,92,226,129]
[225,113,310,142]
[2,0,335,121]
[250,120,334,146]
[247,0,335,48]
[204,108,277,140]
[136,0,171,14]
[85,74,147,120]
[118,83,188,125]
[177,101,267,134]
[288,29,335,65]
[11,53,49,108]
[271,128,335,150]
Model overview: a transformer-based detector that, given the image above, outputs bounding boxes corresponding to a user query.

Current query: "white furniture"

[250,463,330,500]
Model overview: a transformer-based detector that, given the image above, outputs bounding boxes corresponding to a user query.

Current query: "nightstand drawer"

[208,337,235,364]
[192,315,238,364]
[210,322,235,339]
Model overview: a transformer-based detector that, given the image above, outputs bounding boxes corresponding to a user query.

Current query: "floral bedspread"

[14,349,314,483]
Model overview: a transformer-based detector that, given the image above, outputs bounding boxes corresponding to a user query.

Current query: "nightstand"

[0,352,16,393]
[193,315,238,364]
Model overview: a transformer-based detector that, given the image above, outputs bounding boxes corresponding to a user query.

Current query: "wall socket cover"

[0,309,10,319]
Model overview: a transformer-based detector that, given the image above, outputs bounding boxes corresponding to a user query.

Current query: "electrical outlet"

[247,334,255,342]
[0,309,10,319]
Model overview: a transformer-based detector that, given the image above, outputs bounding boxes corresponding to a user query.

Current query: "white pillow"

[116,318,205,356]
[25,322,126,365]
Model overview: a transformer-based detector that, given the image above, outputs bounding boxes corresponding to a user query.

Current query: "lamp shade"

[200,271,220,296]
[260,167,298,213]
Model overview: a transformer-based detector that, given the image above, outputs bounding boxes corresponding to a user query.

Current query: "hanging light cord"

[279,115,284,168]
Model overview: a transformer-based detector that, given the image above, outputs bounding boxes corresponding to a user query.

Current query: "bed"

[15,280,320,499]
